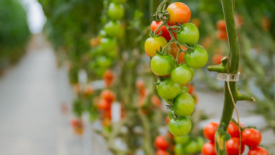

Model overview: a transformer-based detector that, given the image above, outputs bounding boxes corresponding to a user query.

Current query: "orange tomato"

[217,20,226,30]
[167,2,191,25]
[217,29,228,40]
[98,99,111,111]
[168,42,186,64]
[151,95,161,107]
[101,89,116,103]
[136,80,145,90]
[212,54,225,65]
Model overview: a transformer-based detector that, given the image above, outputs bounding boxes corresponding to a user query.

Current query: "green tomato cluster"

[174,135,205,155]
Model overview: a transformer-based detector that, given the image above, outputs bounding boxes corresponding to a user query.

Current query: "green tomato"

[151,54,175,76]
[95,68,106,77]
[177,23,199,46]
[100,37,117,52]
[107,3,124,20]
[185,45,208,69]
[171,64,192,85]
[185,140,199,154]
[107,50,117,58]
[157,76,181,100]
[174,143,185,155]
[104,21,123,38]
[169,116,192,137]
[195,137,205,152]
[175,135,190,145]
[173,93,195,117]
[112,0,127,3]
[190,67,195,80]
[88,61,97,69]
[99,30,107,37]
[181,86,188,93]
[96,56,112,68]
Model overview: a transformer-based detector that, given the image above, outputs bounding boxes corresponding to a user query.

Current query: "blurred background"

[0,0,274,155]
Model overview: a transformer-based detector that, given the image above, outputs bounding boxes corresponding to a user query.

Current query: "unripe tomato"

[217,20,226,30]
[174,134,190,145]
[169,116,192,137]
[156,150,170,155]
[203,122,219,141]
[195,137,205,152]
[112,0,126,4]
[171,64,192,85]
[241,128,262,147]
[167,2,191,25]
[177,23,199,46]
[100,37,117,51]
[174,143,185,154]
[226,138,245,155]
[96,56,112,68]
[144,37,167,57]
[168,42,186,64]
[107,3,124,20]
[181,85,189,93]
[227,122,244,138]
[104,21,124,38]
[151,54,175,76]
[202,142,216,155]
[157,77,181,100]
[248,147,269,155]
[99,30,107,37]
[190,67,195,80]
[151,21,171,41]
[173,93,195,117]
[185,45,208,69]
[185,140,199,154]
[155,136,169,150]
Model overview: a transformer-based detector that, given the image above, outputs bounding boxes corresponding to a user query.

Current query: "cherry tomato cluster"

[70,118,84,136]
[202,122,269,155]
[146,2,208,137]
[103,69,114,87]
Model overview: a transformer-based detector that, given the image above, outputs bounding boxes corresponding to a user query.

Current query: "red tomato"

[204,122,219,141]
[98,99,111,110]
[212,54,224,65]
[188,85,195,95]
[167,2,191,25]
[217,29,228,40]
[70,119,78,127]
[217,20,226,30]
[202,142,217,155]
[248,147,269,155]
[104,70,114,87]
[156,150,170,155]
[227,122,244,138]
[155,136,170,150]
[241,128,262,147]
[151,95,161,107]
[101,90,116,103]
[151,21,171,41]
[166,116,170,124]
[226,138,245,155]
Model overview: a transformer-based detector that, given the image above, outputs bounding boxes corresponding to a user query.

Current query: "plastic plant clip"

[217,72,240,81]
[111,102,121,123]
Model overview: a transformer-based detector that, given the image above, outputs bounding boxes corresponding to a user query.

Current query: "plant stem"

[215,0,240,154]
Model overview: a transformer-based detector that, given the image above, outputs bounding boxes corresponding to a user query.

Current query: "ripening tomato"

[241,128,262,147]
[151,21,171,41]
[175,134,190,145]
[181,85,189,93]
[100,37,117,51]
[107,3,124,20]
[112,0,126,3]
[157,76,181,100]
[144,37,167,57]
[155,136,169,150]
[227,122,244,138]
[204,122,219,141]
[202,142,217,155]
[188,84,195,94]
[167,2,191,25]
[248,147,269,155]
[173,93,195,117]
[217,20,226,30]
[151,54,175,76]
[217,29,228,40]
[169,116,192,137]
[226,138,245,155]
[101,90,116,103]
[185,45,208,69]
[156,150,170,155]
[177,23,199,46]
[98,99,111,110]
[96,56,112,68]
[174,143,185,155]
[168,42,186,64]
[104,21,124,38]
[185,140,199,154]
[171,64,192,85]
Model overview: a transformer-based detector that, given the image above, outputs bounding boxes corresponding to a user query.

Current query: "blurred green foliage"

[0,0,30,68]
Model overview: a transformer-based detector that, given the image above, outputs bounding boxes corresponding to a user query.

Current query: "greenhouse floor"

[0,34,274,155]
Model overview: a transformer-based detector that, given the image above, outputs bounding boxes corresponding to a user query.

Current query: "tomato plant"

[100,37,117,51]
[151,21,171,41]
[169,116,192,137]
[151,54,175,76]
[248,147,269,155]
[167,2,191,25]
[171,64,193,84]
[203,122,219,142]
[104,21,124,38]
[155,135,170,150]
[173,93,195,116]
[226,138,245,155]
[202,142,217,155]
[157,77,181,100]
[185,45,208,69]
[177,23,199,46]
[241,128,262,147]
[107,2,124,20]
[144,37,167,57]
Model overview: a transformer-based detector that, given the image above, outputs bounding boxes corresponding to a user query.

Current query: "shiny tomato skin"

[226,138,245,155]
[241,128,262,147]
[203,122,219,141]
[171,64,192,85]
[248,147,269,155]
[155,135,169,150]
[100,37,117,52]
[144,37,167,57]
[174,134,190,145]
[202,142,217,155]
[151,54,175,77]
[107,3,124,20]
[104,21,124,38]
[227,122,244,138]
[151,21,171,41]
[157,76,181,100]
[185,45,208,69]
[185,140,199,154]
[167,2,191,25]
[177,23,199,46]
[174,143,185,155]
[173,93,195,117]
[169,116,192,137]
